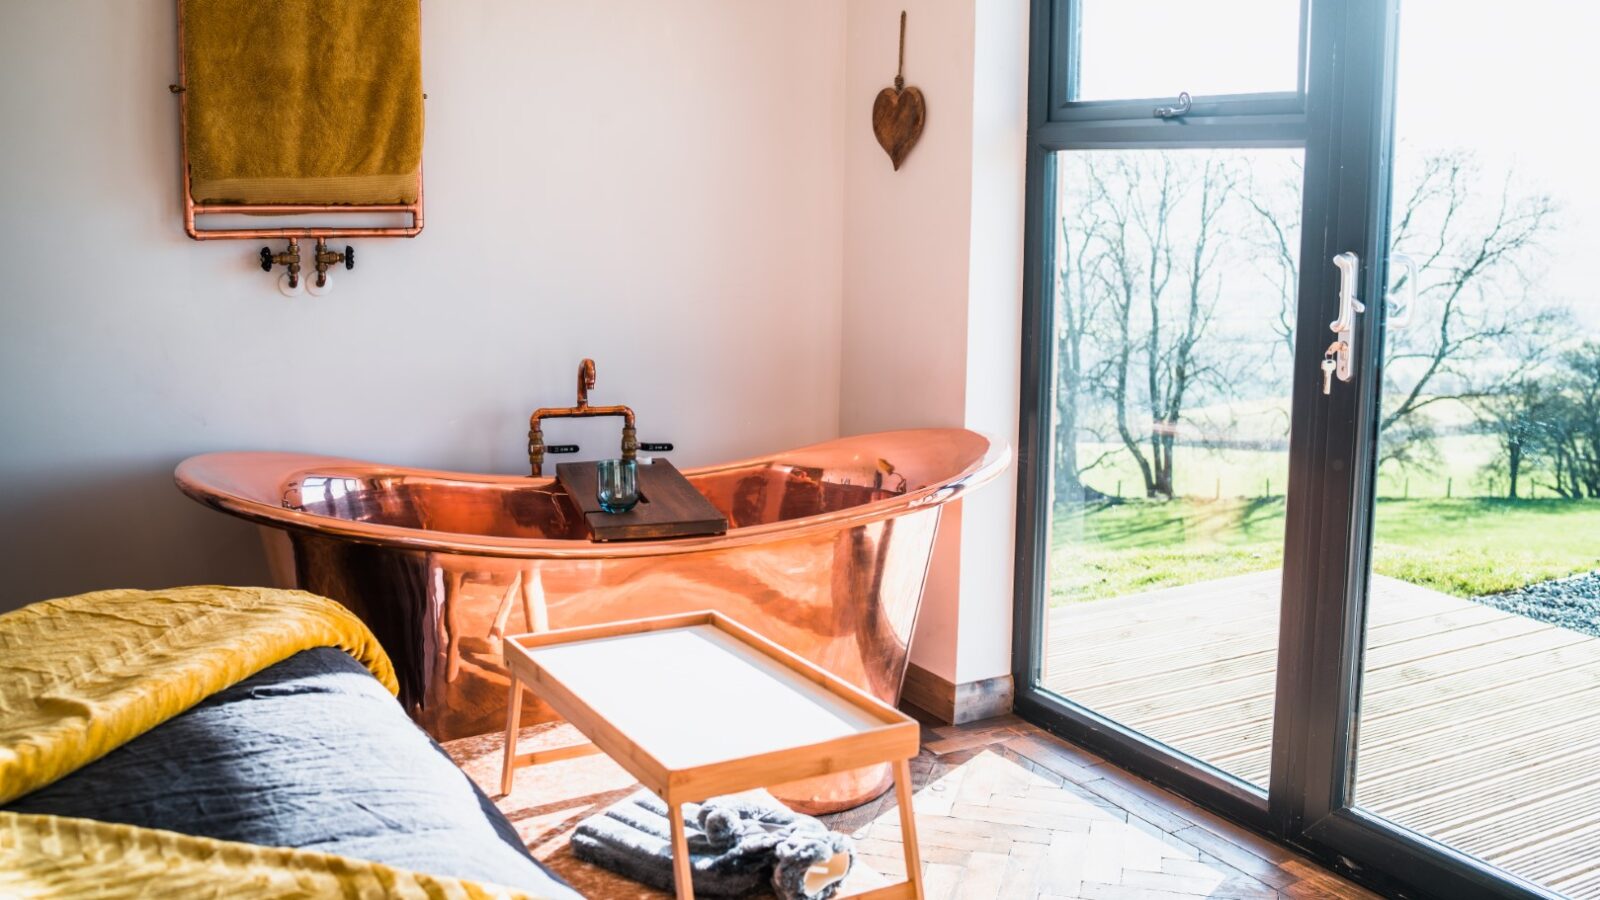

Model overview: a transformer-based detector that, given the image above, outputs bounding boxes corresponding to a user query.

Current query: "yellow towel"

[0,812,531,900]
[181,0,424,205]
[0,585,396,806]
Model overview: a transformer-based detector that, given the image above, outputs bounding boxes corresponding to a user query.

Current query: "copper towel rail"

[171,1,425,245]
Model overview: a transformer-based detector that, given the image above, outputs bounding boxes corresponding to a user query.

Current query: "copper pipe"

[186,221,421,241]
[194,203,417,214]
[576,358,594,405]
[527,359,637,476]
[174,0,426,242]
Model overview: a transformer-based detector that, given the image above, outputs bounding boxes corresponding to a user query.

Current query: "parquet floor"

[1045,571,1600,898]
[444,713,1379,899]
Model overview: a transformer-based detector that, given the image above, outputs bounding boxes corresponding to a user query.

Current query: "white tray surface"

[524,624,886,770]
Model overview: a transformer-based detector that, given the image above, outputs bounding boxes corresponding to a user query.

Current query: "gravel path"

[1473,570,1600,638]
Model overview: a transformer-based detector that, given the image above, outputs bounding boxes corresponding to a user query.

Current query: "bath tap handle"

[546,444,580,454]
[344,244,355,270]
[260,241,303,295]
[639,442,673,453]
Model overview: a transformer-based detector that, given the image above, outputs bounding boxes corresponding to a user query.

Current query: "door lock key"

[1321,341,1346,395]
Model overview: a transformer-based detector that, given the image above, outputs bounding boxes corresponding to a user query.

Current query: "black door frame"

[1011,2,1560,898]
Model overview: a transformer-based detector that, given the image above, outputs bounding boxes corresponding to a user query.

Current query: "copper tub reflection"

[176,429,1007,812]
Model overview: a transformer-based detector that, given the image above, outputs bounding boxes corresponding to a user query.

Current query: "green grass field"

[1048,497,1600,605]
[1074,433,1508,502]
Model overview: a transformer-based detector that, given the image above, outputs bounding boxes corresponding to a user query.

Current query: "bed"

[5,645,581,899]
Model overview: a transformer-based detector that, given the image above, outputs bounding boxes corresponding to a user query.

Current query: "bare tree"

[1537,342,1600,499]
[1146,157,1233,497]
[1074,153,1236,499]
[1241,158,1303,363]
[1051,162,1112,504]
[1476,378,1557,498]
[1045,147,1566,506]
[1379,153,1563,455]
[1240,150,1565,475]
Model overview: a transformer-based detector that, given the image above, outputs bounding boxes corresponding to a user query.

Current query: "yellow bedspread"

[0,586,395,805]
[0,812,521,899]
[0,586,536,898]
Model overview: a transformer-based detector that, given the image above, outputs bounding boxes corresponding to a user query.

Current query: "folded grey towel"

[571,789,853,899]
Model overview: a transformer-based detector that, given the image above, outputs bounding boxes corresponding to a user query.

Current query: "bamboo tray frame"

[172,0,424,241]
[500,610,926,900]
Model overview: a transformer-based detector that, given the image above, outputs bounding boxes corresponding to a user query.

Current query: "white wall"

[0,2,1027,690]
[955,0,1028,686]
[841,0,977,682]
[840,1,976,435]
[841,0,1027,686]
[0,1,847,610]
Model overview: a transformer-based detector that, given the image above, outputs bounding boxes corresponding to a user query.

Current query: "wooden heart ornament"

[874,84,925,171]
[873,12,925,171]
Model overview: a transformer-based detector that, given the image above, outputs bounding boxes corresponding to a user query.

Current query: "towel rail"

[172,0,425,243]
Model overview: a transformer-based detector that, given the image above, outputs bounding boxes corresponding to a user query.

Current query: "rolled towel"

[699,796,853,900]
[772,828,853,900]
[571,789,853,899]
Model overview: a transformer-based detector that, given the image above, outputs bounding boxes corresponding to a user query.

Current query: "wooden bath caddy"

[556,459,728,541]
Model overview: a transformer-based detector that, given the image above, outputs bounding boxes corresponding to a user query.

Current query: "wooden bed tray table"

[500,611,924,900]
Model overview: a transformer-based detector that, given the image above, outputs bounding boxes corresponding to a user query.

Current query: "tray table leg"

[499,674,524,796]
[893,758,924,899]
[668,795,695,900]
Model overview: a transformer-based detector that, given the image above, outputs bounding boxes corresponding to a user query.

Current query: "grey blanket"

[572,789,853,899]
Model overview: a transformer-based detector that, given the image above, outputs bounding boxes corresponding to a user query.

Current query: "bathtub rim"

[175,428,1010,561]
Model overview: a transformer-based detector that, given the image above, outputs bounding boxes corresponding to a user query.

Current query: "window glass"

[1040,147,1304,788]
[1073,0,1302,101]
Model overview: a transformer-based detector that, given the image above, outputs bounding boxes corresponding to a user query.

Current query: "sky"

[1393,0,1600,326]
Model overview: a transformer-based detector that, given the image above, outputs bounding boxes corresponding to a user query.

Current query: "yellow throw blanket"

[182,0,424,205]
[0,586,395,805]
[0,586,536,899]
[0,812,522,900]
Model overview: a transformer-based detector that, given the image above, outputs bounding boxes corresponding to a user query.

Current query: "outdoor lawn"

[1047,496,1600,604]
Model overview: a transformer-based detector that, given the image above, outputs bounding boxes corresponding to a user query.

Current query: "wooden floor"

[1046,570,1600,899]
[445,714,1379,899]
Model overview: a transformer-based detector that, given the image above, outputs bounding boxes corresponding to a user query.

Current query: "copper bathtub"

[176,429,1007,811]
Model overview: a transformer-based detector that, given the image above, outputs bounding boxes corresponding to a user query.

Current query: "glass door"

[1040,145,1304,791]
[1015,0,1322,827]
[1343,2,1600,896]
[1019,1,1594,895]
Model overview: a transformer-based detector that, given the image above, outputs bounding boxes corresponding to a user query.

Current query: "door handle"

[1323,252,1365,392]
[1386,253,1416,328]
[1330,252,1365,337]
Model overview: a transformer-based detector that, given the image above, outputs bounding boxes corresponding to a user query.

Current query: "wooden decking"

[1045,571,1600,899]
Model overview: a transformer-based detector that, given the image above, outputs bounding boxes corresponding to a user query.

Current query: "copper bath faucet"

[527,359,637,477]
